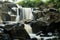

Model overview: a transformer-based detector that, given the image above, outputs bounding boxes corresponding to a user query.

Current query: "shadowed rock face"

[46,21,60,33]
[0,1,17,22]
[30,20,60,34]
[31,38,37,40]
[0,1,17,12]
[7,24,31,40]
[30,8,60,34]
[1,13,11,21]
[30,21,47,34]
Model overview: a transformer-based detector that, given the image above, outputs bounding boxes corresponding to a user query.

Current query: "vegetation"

[17,0,41,7]
[17,0,60,10]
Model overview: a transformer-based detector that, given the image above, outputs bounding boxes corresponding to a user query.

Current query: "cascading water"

[20,8,34,20]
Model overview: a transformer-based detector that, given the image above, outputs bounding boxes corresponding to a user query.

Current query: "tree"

[17,0,41,7]
[17,0,60,10]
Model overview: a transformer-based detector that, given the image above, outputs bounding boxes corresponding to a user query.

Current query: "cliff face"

[33,8,60,25]
[0,1,17,22]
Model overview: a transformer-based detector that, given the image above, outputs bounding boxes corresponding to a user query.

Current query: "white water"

[24,24,33,34]
[24,24,41,40]
[20,8,34,20]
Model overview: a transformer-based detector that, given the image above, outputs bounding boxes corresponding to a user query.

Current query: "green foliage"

[47,0,60,9]
[17,0,60,9]
[17,0,41,7]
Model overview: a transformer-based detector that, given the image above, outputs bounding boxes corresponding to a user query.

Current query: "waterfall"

[24,24,33,34]
[20,8,34,20]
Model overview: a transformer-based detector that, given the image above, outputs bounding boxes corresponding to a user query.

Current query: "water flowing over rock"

[20,8,34,20]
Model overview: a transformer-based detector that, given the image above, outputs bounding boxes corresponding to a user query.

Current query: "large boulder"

[30,21,47,34]
[7,23,31,40]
